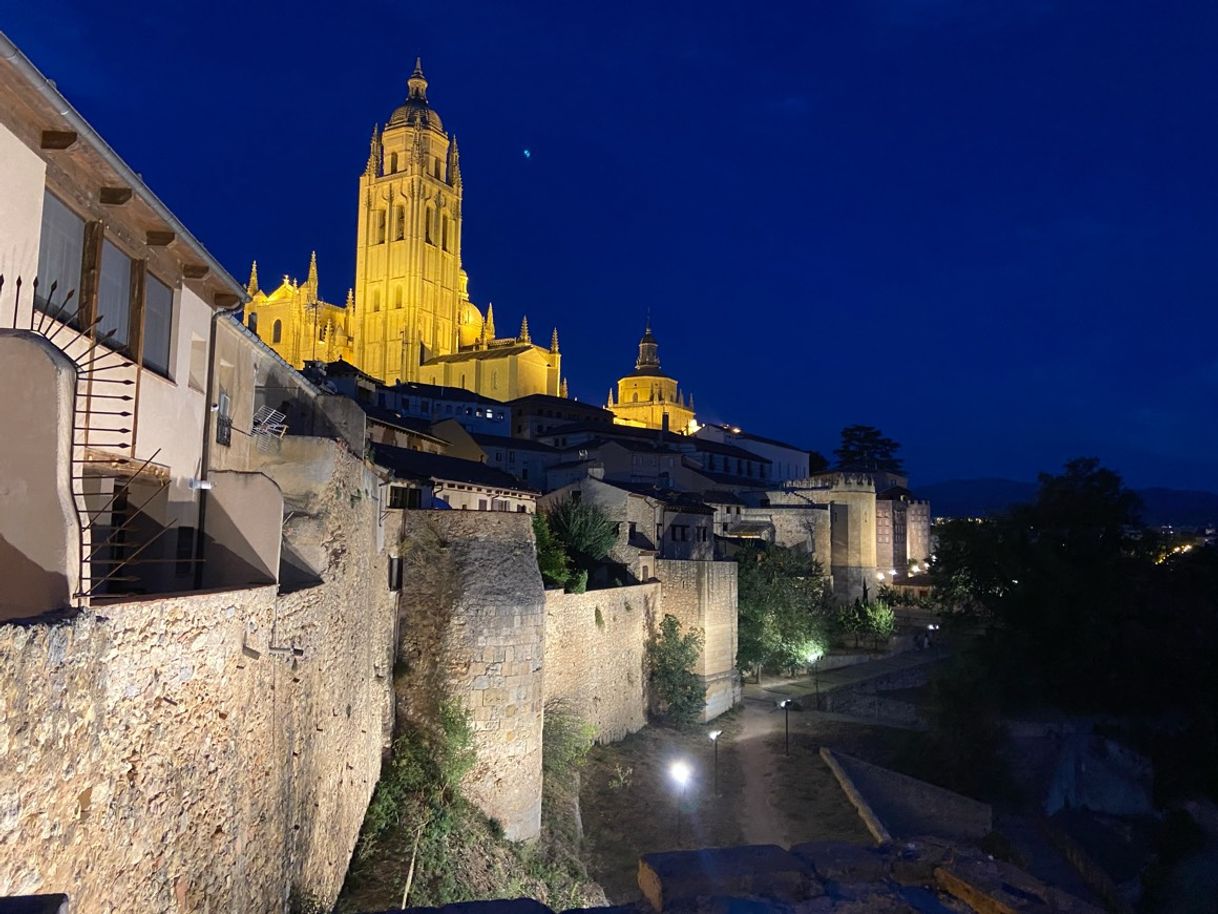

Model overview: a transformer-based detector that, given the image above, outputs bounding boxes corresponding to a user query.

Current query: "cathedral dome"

[458,300,484,348]
[388,59,445,134]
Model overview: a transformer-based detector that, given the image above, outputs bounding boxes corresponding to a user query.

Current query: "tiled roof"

[371,444,534,492]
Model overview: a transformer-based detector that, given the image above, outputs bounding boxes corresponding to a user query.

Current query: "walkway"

[744,643,951,705]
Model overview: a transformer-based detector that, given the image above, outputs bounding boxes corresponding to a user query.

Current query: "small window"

[272,319,283,343]
[96,239,132,348]
[442,216,451,251]
[375,209,387,244]
[35,191,85,319]
[395,205,406,241]
[425,207,435,245]
[142,274,174,376]
[247,312,258,333]
[388,152,399,174]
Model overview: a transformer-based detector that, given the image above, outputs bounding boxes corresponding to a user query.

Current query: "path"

[734,701,789,846]
[744,643,951,705]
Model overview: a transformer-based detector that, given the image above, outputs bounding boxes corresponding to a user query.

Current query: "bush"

[547,498,616,566]
[648,614,705,727]
[565,568,588,594]
[864,601,896,642]
[533,513,572,589]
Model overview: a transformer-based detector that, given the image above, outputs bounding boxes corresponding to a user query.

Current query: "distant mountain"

[918,478,1218,527]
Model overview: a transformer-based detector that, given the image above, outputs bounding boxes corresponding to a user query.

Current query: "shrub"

[547,499,616,566]
[648,614,705,727]
[565,568,588,594]
[533,513,571,589]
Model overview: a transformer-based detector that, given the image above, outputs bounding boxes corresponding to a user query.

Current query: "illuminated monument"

[248,60,563,401]
[607,321,697,433]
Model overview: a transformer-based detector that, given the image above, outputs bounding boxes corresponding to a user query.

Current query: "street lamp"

[708,730,722,796]
[777,699,801,755]
[669,760,691,844]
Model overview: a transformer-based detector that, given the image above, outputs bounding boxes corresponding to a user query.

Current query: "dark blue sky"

[9,0,1217,489]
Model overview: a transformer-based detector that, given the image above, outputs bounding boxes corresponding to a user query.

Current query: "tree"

[737,544,832,676]
[647,614,705,727]
[547,498,616,567]
[533,512,571,589]
[834,425,904,473]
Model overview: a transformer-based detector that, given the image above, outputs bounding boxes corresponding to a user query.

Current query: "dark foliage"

[834,425,904,473]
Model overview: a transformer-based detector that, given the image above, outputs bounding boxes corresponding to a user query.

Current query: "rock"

[790,843,889,884]
[639,846,817,912]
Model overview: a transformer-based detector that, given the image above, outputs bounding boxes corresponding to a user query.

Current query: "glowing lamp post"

[670,760,691,844]
[777,699,799,755]
[708,730,723,795]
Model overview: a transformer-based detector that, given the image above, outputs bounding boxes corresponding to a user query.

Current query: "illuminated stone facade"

[607,323,697,433]
[244,254,354,368]
[248,61,564,401]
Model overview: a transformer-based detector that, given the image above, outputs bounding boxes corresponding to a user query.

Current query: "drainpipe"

[193,303,244,589]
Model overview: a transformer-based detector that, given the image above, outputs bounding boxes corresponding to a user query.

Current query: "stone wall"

[395,511,546,841]
[0,443,400,913]
[542,584,659,742]
[653,559,740,720]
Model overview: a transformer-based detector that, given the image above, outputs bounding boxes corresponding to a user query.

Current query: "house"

[371,443,536,513]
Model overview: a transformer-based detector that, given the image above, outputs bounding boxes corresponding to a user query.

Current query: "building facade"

[607,323,696,433]
[247,60,566,401]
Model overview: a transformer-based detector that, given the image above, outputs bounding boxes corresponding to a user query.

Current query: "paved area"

[743,644,951,705]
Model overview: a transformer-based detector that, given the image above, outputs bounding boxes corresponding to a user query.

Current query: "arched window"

[394,205,406,240]
[491,370,498,388]
[394,286,403,310]
[272,319,282,343]
[372,291,381,313]
[442,217,450,251]
[374,210,387,244]
[425,207,435,245]
[632,392,638,402]
[247,312,258,333]
[388,152,399,174]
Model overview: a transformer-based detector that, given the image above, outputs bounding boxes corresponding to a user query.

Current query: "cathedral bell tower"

[353,59,464,383]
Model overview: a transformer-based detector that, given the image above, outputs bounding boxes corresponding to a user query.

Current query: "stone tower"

[354,59,464,384]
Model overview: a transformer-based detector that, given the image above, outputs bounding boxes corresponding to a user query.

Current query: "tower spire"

[485,303,495,339]
[550,327,559,353]
[518,315,531,344]
[365,124,381,177]
[636,319,660,370]
[560,377,569,398]
[408,57,428,101]
[448,134,462,187]
[247,260,259,296]
[306,251,319,295]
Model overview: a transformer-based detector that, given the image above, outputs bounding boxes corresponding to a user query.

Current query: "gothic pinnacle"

[246,260,259,296]
[366,124,381,177]
[550,327,559,352]
[518,315,531,344]
[307,251,319,289]
[485,302,496,339]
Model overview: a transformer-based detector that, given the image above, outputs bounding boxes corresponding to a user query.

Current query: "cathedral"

[607,322,697,434]
[245,60,565,401]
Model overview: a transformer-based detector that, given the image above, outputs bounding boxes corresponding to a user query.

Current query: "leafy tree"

[863,601,896,643]
[533,512,571,589]
[807,450,830,474]
[647,614,705,727]
[737,544,832,675]
[834,425,904,473]
[547,498,616,567]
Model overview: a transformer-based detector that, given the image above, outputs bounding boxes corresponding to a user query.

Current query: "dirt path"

[734,702,790,846]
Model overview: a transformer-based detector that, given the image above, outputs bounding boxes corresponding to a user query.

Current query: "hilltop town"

[5,35,1198,914]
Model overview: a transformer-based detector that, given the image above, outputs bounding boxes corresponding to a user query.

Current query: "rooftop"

[371,444,534,492]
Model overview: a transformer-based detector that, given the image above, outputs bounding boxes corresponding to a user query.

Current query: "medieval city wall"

[654,559,741,720]
[0,442,400,914]
[394,510,546,841]
[542,583,659,742]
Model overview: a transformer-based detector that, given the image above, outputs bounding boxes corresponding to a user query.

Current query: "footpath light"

[670,760,692,844]
[708,730,723,795]
[777,699,802,755]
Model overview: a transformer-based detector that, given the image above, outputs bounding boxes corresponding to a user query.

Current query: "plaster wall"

[0,443,400,912]
[0,120,45,282]
[542,584,659,742]
[0,332,79,619]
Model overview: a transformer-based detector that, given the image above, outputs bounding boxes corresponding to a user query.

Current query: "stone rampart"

[0,443,399,913]
[542,583,659,742]
[653,559,740,720]
[395,511,546,841]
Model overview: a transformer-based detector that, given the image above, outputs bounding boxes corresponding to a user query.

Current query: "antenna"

[251,405,289,452]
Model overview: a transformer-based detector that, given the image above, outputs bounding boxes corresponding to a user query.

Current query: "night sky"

[7,1,1217,489]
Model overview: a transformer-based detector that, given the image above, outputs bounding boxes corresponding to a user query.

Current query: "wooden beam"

[146,230,176,247]
[182,263,210,280]
[99,186,133,206]
[40,130,78,150]
[214,292,240,309]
